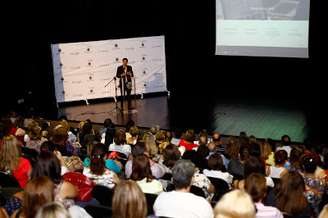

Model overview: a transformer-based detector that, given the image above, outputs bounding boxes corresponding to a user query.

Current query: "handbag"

[63,172,95,202]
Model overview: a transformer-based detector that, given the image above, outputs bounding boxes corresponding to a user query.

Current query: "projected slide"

[216,0,310,58]
[51,36,167,103]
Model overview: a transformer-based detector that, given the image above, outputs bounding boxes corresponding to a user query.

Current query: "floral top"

[192,170,212,199]
[83,167,116,189]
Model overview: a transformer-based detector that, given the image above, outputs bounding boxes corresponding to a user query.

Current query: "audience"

[1,112,328,217]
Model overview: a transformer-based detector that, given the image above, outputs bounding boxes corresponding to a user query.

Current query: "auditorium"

[0,0,327,218]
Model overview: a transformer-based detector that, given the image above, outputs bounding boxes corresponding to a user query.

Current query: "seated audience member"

[228,145,250,178]
[0,135,31,188]
[36,202,71,218]
[109,129,131,157]
[170,129,182,146]
[31,152,78,208]
[131,154,163,195]
[126,126,139,145]
[289,146,305,172]
[161,144,181,172]
[276,135,292,157]
[214,189,255,218]
[249,142,261,159]
[300,154,327,215]
[275,171,313,218]
[112,180,147,218]
[11,176,55,218]
[234,156,274,189]
[203,153,233,186]
[267,150,288,178]
[154,160,213,218]
[143,131,159,158]
[83,143,121,174]
[223,137,240,169]
[260,141,274,166]
[83,144,119,189]
[100,118,115,148]
[211,131,224,153]
[245,173,283,218]
[156,130,170,153]
[179,129,198,151]
[125,142,166,179]
[50,124,73,156]
[25,122,45,152]
[182,150,215,199]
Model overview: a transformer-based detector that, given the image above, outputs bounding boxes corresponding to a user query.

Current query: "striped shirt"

[255,202,284,218]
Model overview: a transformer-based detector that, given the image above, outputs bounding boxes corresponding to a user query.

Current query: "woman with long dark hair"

[275,171,313,217]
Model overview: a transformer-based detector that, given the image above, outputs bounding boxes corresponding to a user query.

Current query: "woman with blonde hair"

[214,189,256,218]
[112,180,148,218]
[36,202,71,218]
[0,135,31,188]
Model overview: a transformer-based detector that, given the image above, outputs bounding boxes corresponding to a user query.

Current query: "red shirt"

[13,157,31,188]
[179,139,198,151]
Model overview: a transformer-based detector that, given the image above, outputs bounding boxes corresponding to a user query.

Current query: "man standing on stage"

[116,58,134,109]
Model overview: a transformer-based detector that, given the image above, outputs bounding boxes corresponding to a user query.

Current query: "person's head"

[207,153,226,172]
[182,129,195,143]
[114,129,126,145]
[260,142,272,161]
[281,135,291,146]
[35,202,71,218]
[276,171,308,215]
[239,146,250,161]
[172,159,195,190]
[289,146,304,170]
[122,58,128,66]
[131,155,153,182]
[143,131,158,157]
[214,190,256,218]
[245,173,267,203]
[249,143,261,158]
[300,154,317,174]
[31,152,62,184]
[51,125,68,145]
[162,144,181,168]
[225,137,240,160]
[90,143,107,175]
[212,131,221,143]
[64,155,84,173]
[244,156,265,178]
[23,176,55,218]
[208,142,217,152]
[131,142,146,157]
[112,180,147,218]
[274,150,288,165]
[103,118,113,128]
[198,132,208,146]
[40,140,56,153]
[0,135,21,172]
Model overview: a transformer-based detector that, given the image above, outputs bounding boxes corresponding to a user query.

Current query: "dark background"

[1,0,327,141]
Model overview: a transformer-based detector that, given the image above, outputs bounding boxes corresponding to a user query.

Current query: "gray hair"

[172,159,195,189]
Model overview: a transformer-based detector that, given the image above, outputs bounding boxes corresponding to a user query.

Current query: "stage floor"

[58,96,170,129]
[58,96,308,142]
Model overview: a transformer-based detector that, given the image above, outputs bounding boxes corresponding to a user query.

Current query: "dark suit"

[116,65,134,109]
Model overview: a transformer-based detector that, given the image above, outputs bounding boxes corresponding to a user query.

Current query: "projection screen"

[216,0,310,58]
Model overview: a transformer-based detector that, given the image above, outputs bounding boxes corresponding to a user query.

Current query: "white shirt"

[68,205,93,218]
[268,166,285,179]
[154,191,214,218]
[109,143,131,157]
[255,202,283,218]
[276,146,291,157]
[136,178,163,195]
[203,169,233,185]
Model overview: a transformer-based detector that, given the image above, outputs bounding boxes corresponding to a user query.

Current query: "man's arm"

[128,65,134,77]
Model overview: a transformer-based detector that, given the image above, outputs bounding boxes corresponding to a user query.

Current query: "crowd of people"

[0,111,327,218]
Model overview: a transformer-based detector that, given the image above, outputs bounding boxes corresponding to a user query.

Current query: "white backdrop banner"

[51,35,167,103]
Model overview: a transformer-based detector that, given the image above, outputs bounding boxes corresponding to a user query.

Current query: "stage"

[58,96,171,129]
[58,96,308,142]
